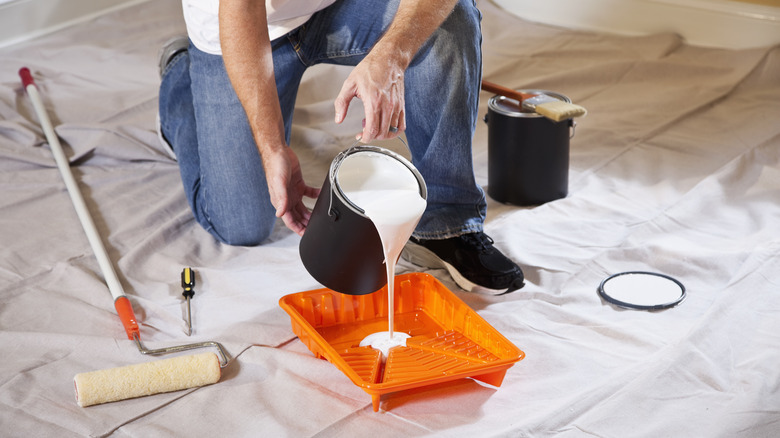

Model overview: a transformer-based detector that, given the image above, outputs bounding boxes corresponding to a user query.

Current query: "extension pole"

[19,67,139,339]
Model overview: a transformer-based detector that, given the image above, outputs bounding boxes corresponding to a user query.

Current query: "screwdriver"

[181,267,195,336]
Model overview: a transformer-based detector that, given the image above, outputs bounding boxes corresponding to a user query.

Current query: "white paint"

[493,0,780,49]
[337,150,426,358]
[358,331,412,360]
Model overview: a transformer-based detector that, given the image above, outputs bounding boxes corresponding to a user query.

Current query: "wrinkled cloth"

[0,0,778,436]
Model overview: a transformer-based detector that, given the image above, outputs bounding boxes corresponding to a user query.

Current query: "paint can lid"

[598,271,686,310]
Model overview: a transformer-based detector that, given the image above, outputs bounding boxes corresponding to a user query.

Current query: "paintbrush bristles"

[534,100,588,122]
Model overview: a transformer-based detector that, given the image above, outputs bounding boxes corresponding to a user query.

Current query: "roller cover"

[74,352,221,407]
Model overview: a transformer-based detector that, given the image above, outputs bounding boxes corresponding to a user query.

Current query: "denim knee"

[439,0,482,54]
[206,212,276,247]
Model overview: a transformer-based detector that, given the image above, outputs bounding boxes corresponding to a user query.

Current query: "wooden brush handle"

[481,80,535,102]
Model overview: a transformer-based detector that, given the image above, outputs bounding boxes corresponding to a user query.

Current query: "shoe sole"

[158,36,189,78]
[401,240,511,296]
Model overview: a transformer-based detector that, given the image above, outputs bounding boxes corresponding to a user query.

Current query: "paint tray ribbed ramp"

[279,273,525,411]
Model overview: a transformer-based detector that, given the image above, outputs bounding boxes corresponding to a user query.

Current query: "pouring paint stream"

[336,150,426,358]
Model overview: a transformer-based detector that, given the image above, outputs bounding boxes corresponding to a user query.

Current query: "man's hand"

[334,51,406,143]
[332,0,458,143]
[264,147,320,236]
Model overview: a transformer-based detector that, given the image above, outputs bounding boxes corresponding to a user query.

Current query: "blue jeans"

[159,0,486,246]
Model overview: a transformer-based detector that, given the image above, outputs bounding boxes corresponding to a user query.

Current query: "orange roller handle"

[114,296,140,340]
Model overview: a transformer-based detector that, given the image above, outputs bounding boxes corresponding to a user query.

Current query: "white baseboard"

[492,0,780,49]
[0,0,150,49]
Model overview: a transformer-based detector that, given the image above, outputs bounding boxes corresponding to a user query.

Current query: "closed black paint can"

[299,145,427,295]
[485,91,574,206]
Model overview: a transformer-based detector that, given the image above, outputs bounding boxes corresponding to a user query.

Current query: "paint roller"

[19,67,230,407]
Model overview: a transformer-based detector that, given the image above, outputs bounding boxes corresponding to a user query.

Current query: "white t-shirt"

[182,0,338,55]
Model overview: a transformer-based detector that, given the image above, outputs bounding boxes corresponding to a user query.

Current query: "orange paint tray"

[279,272,525,411]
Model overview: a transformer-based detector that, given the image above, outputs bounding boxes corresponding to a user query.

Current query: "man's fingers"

[304,185,321,200]
[361,112,382,142]
[389,108,404,138]
[341,66,406,141]
[281,213,305,236]
[334,81,357,124]
[281,201,314,237]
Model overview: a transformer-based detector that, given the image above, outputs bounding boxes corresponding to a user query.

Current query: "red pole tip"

[114,296,140,340]
[19,67,36,88]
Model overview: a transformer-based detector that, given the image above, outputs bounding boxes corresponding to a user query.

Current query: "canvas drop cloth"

[1,0,779,436]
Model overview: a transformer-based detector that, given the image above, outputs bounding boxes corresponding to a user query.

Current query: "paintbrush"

[481,80,587,122]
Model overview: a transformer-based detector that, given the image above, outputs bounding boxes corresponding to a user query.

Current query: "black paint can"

[485,91,575,206]
[299,145,427,295]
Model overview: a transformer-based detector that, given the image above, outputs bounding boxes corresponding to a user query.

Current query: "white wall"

[0,0,149,49]
[492,0,780,49]
[2,0,778,50]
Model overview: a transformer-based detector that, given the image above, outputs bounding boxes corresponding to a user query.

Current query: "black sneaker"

[401,232,525,295]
